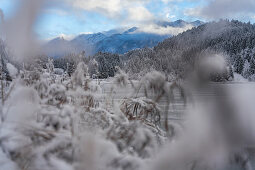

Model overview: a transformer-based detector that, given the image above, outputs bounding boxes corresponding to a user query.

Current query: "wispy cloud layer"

[186,0,255,20]
[137,23,194,35]
[127,6,154,22]
[2,0,255,39]
[65,0,154,22]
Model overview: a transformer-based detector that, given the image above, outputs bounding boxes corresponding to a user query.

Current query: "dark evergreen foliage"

[122,20,255,81]
[94,52,122,78]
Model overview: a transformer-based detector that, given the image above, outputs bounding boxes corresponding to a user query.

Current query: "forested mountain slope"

[123,20,255,80]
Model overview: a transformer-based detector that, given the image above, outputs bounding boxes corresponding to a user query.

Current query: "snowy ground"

[1,68,255,170]
[233,73,248,82]
[99,79,255,120]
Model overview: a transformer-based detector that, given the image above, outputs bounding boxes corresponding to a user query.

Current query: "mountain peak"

[175,19,186,23]
[123,27,138,34]
[45,19,205,57]
[191,20,205,26]
[157,19,203,28]
[49,36,67,44]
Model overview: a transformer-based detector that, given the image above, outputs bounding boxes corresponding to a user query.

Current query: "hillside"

[122,20,255,80]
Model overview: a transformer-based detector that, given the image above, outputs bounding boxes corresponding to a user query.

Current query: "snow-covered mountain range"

[44,20,204,57]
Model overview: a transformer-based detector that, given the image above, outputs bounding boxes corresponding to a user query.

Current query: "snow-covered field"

[1,61,255,170]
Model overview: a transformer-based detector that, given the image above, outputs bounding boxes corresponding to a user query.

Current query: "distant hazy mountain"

[157,19,204,28]
[95,32,168,54]
[44,37,74,58]
[44,20,204,57]
[70,33,107,56]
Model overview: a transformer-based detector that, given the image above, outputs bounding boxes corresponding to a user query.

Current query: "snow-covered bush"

[6,63,18,78]
[120,97,161,128]
[114,67,129,87]
[107,122,158,158]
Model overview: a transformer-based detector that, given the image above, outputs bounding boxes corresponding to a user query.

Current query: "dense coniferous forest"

[121,20,255,80]
[61,20,254,81]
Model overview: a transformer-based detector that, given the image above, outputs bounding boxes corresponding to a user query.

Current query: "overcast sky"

[1,0,255,40]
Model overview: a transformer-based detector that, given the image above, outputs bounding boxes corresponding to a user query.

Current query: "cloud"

[137,23,194,35]
[166,13,176,19]
[65,0,153,21]
[186,0,255,20]
[127,6,154,22]
[161,0,184,3]
[69,0,122,17]
[41,0,196,37]
[57,33,75,40]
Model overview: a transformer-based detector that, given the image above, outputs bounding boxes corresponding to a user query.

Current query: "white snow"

[233,73,248,82]
[6,63,18,78]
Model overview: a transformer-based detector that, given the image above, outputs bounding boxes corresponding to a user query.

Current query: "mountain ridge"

[44,20,204,57]
[122,20,255,80]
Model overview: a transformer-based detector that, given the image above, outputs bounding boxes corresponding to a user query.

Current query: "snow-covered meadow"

[0,60,171,170]
[1,58,255,170]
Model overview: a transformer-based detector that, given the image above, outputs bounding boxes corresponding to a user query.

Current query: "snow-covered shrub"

[74,133,142,170]
[0,84,73,170]
[34,79,49,99]
[79,108,114,132]
[54,68,65,75]
[47,83,67,107]
[6,63,18,78]
[46,58,55,74]
[3,86,40,123]
[21,70,41,85]
[107,122,158,158]
[69,87,99,110]
[140,71,168,102]
[71,62,89,88]
[120,97,161,128]
[114,67,129,87]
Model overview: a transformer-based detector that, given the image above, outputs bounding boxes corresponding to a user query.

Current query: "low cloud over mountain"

[44,19,204,57]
